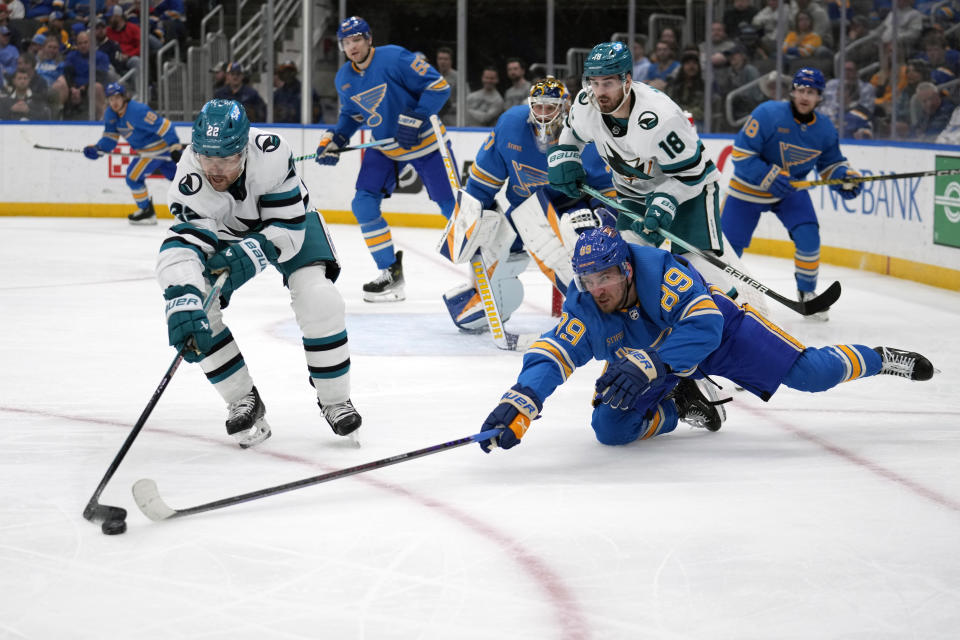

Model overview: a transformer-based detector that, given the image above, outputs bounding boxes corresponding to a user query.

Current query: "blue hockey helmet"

[582,41,633,79]
[337,16,371,42]
[105,82,125,97]
[792,67,825,93]
[571,227,632,292]
[191,99,249,157]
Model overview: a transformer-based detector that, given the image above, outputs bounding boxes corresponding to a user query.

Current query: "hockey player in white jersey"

[157,99,361,448]
[547,41,769,314]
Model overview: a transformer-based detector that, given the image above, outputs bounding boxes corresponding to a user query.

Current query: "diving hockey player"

[157,99,360,448]
[721,67,862,321]
[478,227,934,451]
[548,41,770,315]
[439,76,616,333]
[83,82,182,225]
[314,15,454,302]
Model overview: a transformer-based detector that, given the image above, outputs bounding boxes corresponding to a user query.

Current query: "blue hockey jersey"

[332,44,450,162]
[95,99,180,154]
[729,100,850,204]
[465,104,615,211]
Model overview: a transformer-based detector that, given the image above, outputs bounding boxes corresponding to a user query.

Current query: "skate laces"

[322,400,356,423]
[879,348,916,378]
[228,391,258,419]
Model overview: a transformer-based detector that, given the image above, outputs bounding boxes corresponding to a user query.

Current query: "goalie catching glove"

[164,285,213,362]
[479,385,542,452]
[205,234,279,306]
[595,349,666,411]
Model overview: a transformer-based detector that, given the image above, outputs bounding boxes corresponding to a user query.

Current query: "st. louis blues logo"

[510,160,548,198]
[779,142,821,170]
[350,83,388,128]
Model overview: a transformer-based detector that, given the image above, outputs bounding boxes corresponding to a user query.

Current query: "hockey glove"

[595,349,666,411]
[396,110,426,149]
[643,193,678,236]
[168,143,184,163]
[315,130,348,166]
[164,285,213,363]
[830,166,862,200]
[83,145,100,160]
[547,144,586,200]
[768,173,796,200]
[479,384,542,453]
[205,233,279,304]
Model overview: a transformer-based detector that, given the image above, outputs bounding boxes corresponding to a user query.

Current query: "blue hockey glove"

[547,144,586,200]
[479,384,542,453]
[83,145,100,160]
[595,349,666,411]
[643,193,678,235]
[205,233,279,304]
[768,173,796,199]
[396,110,426,149]
[164,285,213,363]
[830,166,862,200]
[315,130,348,166]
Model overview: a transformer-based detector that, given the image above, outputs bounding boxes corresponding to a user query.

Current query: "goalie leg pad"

[443,252,528,332]
[289,264,351,405]
[511,190,574,287]
[437,190,502,264]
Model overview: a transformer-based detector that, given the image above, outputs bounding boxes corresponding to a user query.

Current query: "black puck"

[102,519,127,535]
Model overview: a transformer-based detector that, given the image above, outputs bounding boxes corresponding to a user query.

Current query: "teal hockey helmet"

[582,41,633,79]
[191,99,249,157]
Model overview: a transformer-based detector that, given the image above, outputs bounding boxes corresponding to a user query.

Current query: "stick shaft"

[294,137,395,162]
[791,167,960,189]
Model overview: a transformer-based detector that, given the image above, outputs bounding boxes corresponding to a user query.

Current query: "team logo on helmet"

[178,173,203,195]
[637,111,659,130]
[255,134,280,153]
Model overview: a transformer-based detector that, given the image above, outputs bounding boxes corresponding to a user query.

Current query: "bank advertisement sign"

[934,155,960,249]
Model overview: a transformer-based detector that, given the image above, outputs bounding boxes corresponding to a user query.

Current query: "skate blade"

[128,218,158,226]
[346,429,361,448]
[362,290,406,303]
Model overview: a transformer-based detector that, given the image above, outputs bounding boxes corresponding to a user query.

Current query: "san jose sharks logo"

[255,134,280,152]
[350,83,388,128]
[178,173,202,195]
[779,142,821,170]
[603,144,652,181]
[510,160,548,198]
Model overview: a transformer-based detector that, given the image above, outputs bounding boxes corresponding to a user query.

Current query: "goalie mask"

[527,76,570,152]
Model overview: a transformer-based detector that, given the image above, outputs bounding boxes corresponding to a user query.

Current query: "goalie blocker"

[439,189,615,332]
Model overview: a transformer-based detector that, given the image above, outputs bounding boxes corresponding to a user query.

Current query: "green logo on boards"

[933,155,960,249]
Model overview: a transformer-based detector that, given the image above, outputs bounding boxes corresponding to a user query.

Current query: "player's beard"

[595,90,625,114]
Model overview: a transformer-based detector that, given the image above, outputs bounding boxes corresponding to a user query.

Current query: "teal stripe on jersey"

[303,330,348,348]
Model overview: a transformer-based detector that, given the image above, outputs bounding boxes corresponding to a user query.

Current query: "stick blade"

[83,501,127,523]
[132,479,177,521]
[799,280,842,315]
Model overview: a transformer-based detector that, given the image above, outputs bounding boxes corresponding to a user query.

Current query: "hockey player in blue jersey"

[157,99,361,448]
[439,76,616,332]
[477,227,934,452]
[721,68,862,320]
[83,82,182,225]
[314,16,454,302]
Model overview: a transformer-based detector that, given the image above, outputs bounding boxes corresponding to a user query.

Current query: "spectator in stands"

[25,0,53,19]
[502,57,530,109]
[106,4,141,71]
[790,0,832,48]
[724,0,758,40]
[714,43,764,128]
[736,21,768,63]
[25,32,45,55]
[210,60,226,91]
[90,18,121,77]
[844,15,875,69]
[701,21,738,67]
[0,66,50,118]
[0,4,22,49]
[151,0,186,49]
[273,59,320,124]
[631,40,651,83]
[911,82,954,141]
[62,29,106,119]
[435,46,460,126]
[876,0,923,54]
[821,59,876,125]
[35,10,69,50]
[0,25,17,76]
[753,0,782,54]
[34,34,66,109]
[2,1,24,20]
[667,51,706,128]
[871,42,909,124]
[895,58,932,127]
[465,65,503,126]
[656,26,680,57]
[5,52,46,98]
[783,10,825,61]
[935,102,960,145]
[214,61,266,122]
[922,32,960,85]
[645,40,679,90]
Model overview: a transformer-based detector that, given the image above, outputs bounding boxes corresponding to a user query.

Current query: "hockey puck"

[101,519,127,535]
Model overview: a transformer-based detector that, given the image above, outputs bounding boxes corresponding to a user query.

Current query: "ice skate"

[225,386,272,448]
[128,199,158,226]
[671,378,729,432]
[320,398,362,437]
[362,250,405,302]
[799,290,828,321]
[874,347,935,381]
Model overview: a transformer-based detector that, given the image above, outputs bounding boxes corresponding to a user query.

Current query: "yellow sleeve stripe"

[527,337,575,380]
[427,78,449,91]
[729,178,774,198]
[469,163,505,188]
[380,131,439,158]
[680,295,721,320]
[156,120,171,136]
[731,146,755,159]
[104,132,120,140]
[139,140,168,152]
